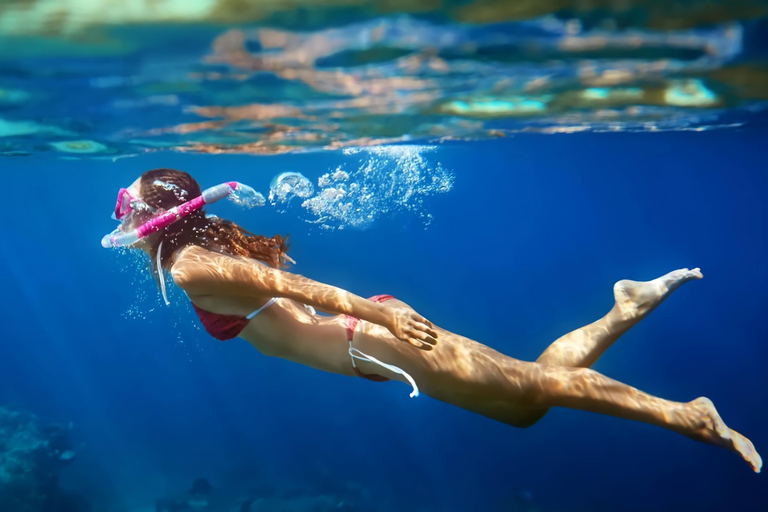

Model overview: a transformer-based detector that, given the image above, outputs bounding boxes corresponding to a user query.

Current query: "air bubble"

[269,172,315,204]
[229,183,266,208]
[153,180,188,198]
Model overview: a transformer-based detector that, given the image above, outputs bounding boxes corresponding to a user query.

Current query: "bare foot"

[688,397,762,473]
[614,267,703,321]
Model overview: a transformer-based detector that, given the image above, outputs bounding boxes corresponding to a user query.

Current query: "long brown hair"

[137,168,289,273]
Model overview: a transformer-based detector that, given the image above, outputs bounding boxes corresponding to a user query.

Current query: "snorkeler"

[103,168,761,473]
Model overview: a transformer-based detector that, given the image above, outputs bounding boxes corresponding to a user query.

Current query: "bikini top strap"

[245,297,278,320]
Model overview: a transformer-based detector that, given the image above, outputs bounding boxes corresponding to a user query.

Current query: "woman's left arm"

[171,247,437,347]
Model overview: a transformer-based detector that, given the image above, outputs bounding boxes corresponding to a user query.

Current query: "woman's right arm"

[171,247,437,347]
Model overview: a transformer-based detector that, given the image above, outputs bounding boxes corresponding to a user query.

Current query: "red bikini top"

[190,297,278,341]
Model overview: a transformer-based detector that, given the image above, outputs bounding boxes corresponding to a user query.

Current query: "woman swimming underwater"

[103,168,761,473]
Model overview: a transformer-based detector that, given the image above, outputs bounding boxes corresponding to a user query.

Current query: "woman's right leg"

[446,346,762,472]
[521,362,761,472]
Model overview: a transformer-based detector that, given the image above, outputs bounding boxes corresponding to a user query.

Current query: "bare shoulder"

[170,245,272,296]
[172,245,220,274]
[170,245,220,293]
[174,244,221,265]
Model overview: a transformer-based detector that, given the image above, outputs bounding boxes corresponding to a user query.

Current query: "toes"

[681,267,702,279]
[668,267,703,283]
[733,431,762,473]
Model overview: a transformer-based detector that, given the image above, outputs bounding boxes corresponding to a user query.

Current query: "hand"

[387,308,438,349]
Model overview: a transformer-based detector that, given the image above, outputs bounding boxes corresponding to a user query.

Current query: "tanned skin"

[122,178,762,473]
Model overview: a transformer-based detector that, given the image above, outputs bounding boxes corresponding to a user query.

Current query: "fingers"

[413,328,438,346]
[403,326,438,348]
[414,315,433,328]
[409,313,436,338]
[393,309,438,348]
[406,337,425,348]
[412,340,434,350]
[416,322,438,340]
[406,337,435,350]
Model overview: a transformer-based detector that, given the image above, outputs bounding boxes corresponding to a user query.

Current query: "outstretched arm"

[171,246,437,347]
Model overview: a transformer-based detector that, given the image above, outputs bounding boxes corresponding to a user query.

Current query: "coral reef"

[0,406,91,512]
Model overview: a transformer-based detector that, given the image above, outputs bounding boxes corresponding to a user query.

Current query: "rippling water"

[0,0,767,158]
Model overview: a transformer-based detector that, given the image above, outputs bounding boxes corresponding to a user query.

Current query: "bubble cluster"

[114,249,206,354]
[152,180,190,203]
[298,145,453,230]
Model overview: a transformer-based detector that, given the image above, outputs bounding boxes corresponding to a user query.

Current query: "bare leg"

[423,329,762,472]
[514,268,703,427]
[519,363,763,473]
[537,267,703,367]
[360,268,761,471]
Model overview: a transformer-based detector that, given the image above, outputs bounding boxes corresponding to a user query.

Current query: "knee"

[508,361,556,409]
[507,408,547,429]
[516,362,590,409]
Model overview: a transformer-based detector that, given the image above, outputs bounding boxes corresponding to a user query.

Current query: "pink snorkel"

[101,181,264,248]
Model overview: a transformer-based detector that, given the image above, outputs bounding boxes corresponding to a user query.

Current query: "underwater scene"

[0,1,767,511]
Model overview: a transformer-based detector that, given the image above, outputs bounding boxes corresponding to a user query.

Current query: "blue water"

[2,3,768,511]
[0,130,766,511]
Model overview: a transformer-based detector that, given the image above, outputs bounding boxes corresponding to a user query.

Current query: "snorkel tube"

[101,181,263,248]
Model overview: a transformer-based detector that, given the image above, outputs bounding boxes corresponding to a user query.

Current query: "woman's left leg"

[536,267,702,367]
[515,268,702,427]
